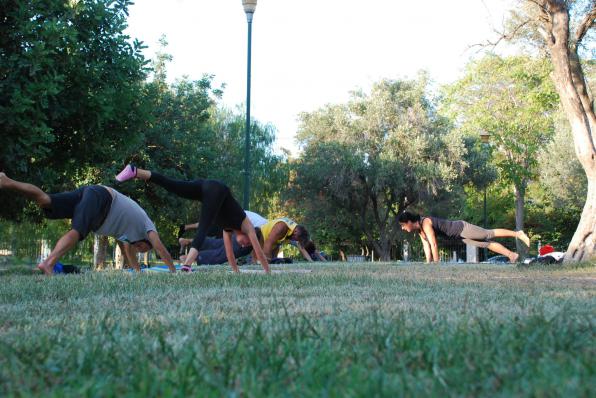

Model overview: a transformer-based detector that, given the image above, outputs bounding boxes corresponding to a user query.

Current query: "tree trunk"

[546,3,596,261]
[514,183,528,258]
[566,178,596,261]
[114,241,128,269]
[93,235,109,270]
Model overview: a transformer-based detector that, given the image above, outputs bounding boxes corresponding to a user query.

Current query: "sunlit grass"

[0,262,594,396]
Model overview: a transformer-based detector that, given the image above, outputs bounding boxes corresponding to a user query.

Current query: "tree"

[293,77,466,260]
[503,0,595,261]
[526,110,588,247]
[442,55,559,255]
[0,0,148,217]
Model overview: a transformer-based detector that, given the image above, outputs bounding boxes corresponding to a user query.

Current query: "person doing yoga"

[116,165,270,273]
[397,211,530,263]
[0,172,176,275]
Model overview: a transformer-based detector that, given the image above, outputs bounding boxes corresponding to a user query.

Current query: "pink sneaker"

[115,164,137,182]
[181,265,192,273]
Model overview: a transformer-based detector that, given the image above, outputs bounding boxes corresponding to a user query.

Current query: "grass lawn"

[0,261,594,397]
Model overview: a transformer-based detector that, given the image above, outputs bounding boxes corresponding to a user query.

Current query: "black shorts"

[44,185,113,240]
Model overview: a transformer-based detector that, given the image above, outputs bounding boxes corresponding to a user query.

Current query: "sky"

[125,0,515,155]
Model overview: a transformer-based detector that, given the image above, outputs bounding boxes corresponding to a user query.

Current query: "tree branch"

[469,19,532,50]
[575,5,596,46]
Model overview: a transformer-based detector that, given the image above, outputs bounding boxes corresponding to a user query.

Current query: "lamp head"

[242,0,257,14]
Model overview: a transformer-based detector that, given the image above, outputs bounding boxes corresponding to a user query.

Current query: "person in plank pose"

[397,211,529,263]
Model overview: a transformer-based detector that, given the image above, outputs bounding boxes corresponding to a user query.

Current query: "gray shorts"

[460,221,494,248]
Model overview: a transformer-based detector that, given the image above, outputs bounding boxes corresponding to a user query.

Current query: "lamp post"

[242,0,257,210]
[479,131,491,260]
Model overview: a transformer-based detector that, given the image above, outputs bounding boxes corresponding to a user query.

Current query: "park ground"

[0,261,594,397]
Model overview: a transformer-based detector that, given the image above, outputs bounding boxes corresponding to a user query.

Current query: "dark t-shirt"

[426,216,464,239]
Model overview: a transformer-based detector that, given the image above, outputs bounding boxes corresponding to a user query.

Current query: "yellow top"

[260,217,297,245]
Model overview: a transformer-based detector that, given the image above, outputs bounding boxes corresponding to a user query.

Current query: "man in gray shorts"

[398,211,530,263]
[0,172,176,275]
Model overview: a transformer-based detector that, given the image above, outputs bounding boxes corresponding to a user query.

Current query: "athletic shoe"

[115,164,137,182]
[181,265,192,272]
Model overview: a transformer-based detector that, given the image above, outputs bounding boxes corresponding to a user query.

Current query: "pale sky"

[125,0,515,155]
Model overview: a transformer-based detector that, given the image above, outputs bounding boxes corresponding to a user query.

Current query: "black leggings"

[149,172,246,251]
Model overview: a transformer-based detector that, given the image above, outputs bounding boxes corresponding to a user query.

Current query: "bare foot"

[517,231,530,247]
[37,261,54,276]
[509,252,519,263]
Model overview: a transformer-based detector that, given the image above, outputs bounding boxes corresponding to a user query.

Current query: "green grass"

[0,262,594,397]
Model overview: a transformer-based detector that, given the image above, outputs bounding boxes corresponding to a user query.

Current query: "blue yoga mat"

[126,265,192,273]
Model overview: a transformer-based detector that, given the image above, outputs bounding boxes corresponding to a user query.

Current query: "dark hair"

[397,211,421,224]
[294,225,310,245]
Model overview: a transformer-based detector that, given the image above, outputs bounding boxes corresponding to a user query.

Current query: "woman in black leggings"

[116,165,270,273]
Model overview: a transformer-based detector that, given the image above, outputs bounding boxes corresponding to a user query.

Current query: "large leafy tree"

[292,77,466,260]
[442,55,559,255]
[0,0,148,217]
[502,0,595,261]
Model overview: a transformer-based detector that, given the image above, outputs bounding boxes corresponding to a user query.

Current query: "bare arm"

[147,231,176,272]
[419,234,432,263]
[421,219,439,262]
[223,230,239,273]
[38,229,80,274]
[263,222,288,260]
[315,251,327,261]
[296,242,313,262]
[241,218,270,273]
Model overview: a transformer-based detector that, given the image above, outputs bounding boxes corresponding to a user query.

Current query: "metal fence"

[0,221,99,265]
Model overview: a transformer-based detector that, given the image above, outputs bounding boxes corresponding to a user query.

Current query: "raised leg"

[0,172,51,208]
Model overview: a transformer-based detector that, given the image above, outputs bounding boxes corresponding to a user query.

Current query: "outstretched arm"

[314,251,327,261]
[296,242,313,262]
[147,231,176,272]
[223,230,239,273]
[421,219,439,262]
[419,235,432,263]
[38,229,80,275]
[242,218,270,273]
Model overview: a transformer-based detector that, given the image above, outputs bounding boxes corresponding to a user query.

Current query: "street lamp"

[242,0,257,210]
[479,131,491,260]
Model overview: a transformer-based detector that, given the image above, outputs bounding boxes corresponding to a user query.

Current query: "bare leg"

[492,228,530,247]
[135,168,151,181]
[38,229,80,275]
[0,172,51,208]
[487,242,519,263]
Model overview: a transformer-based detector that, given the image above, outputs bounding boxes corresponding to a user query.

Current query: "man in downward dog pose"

[0,172,176,274]
[397,211,530,263]
[116,165,270,273]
